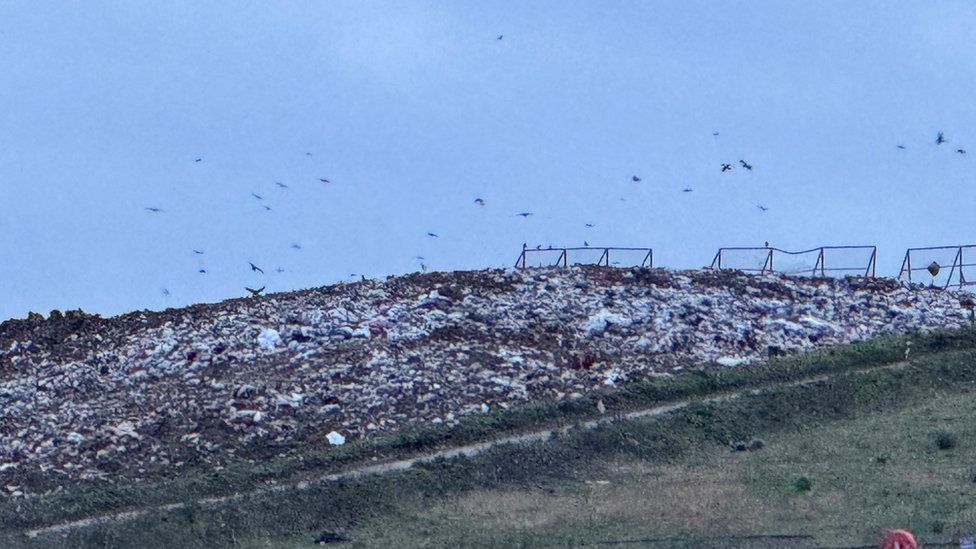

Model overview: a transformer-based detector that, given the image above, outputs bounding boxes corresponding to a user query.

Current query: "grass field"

[9,327,976,548]
[309,384,976,548]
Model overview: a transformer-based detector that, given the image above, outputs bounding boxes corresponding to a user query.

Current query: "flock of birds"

[142,128,962,301]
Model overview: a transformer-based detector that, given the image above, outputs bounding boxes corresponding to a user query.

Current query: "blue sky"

[2,1,975,320]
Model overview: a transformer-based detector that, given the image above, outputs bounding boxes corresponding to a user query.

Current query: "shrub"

[933,430,958,450]
[792,476,812,492]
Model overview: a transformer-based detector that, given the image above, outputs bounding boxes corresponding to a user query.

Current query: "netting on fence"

[898,245,976,289]
[516,247,652,269]
[710,246,876,278]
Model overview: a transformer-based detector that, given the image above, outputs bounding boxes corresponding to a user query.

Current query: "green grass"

[332,386,976,548]
[6,327,976,548]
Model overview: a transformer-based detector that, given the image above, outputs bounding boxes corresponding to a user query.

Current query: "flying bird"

[427,232,439,238]
[415,255,425,260]
[162,288,170,296]
[276,267,285,273]
[245,286,265,296]
[291,244,302,250]
[306,152,313,156]
[249,262,264,274]
[497,34,503,40]
[896,145,906,150]
[194,158,202,163]
[275,182,289,189]
[712,131,719,136]
[721,163,733,172]
[937,131,946,145]
[632,175,641,182]
[144,207,163,213]
[193,249,204,255]
[420,263,427,272]
[517,212,533,217]
[263,205,272,211]
[757,204,769,212]
[198,269,207,274]
[585,223,595,228]
[319,178,331,183]
[957,149,967,154]
[584,240,589,246]
[739,160,753,170]
[474,198,485,205]
[251,193,263,200]
[682,187,693,193]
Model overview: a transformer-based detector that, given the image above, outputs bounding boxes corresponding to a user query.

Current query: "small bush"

[933,430,958,450]
[792,476,813,492]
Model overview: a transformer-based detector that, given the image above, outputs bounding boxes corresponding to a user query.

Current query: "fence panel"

[898,245,976,289]
[710,246,876,278]
[515,246,652,269]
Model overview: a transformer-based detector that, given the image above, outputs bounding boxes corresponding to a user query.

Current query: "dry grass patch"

[447,463,773,537]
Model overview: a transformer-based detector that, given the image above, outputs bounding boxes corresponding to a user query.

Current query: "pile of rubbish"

[0,266,970,493]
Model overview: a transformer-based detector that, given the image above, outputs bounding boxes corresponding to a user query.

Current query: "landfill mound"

[0,267,971,495]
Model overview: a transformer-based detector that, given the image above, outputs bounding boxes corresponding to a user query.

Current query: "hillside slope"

[0,267,971,492]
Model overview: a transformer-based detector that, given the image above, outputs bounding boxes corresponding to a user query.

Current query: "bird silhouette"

[162,288,170,296]
[245,286,265,296]
[764,241,770,247]
[319,178,331,183]
[291,244,302,250]
[721,163,732,172]
[937,131,946,145]
[497,34,503,40]
[416,255,425,260]
[585,223,595,228]
[249,262,264,274]
[198,269,207,274]
[275,182,289,189]
[194,158,202,163]
[144,207,163,213]
[263,205,272,211]
[957,149,967,154]
[474,198,485,205]
[421,263,427,272]
[897,145,906,150]
[584,240,589,246]
[517,212,533,217]
[361,274,366,282]
[193,249,204,254]
[276,267,284,273]
[682,187,693,193]
[712,131,719,137]
[632,175,641,182]
[251,193,263,200]
[739,160,753,170]
[427,232,439,238]
[757,204,769,212]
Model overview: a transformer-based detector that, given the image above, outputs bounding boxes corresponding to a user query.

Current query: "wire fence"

[709,246,877,278]
[515,245,652,269]
[511,242,976,293]
[898,245,976,290]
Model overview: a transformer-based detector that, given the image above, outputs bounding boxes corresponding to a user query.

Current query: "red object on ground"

[880,529,917,549]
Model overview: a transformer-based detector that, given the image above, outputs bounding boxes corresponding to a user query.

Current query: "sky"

[2,1,976,321]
